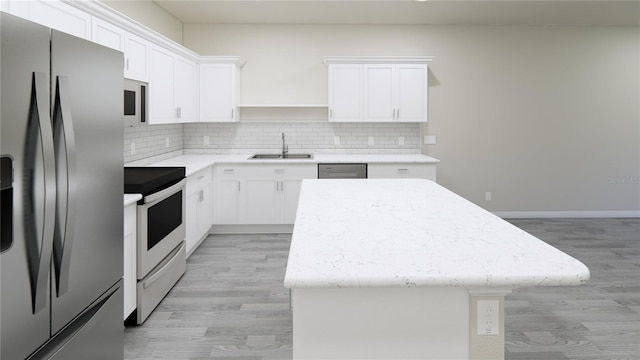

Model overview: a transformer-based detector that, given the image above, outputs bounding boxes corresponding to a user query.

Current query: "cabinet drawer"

[367,163,436,181]
[268,164,317,179]
[186,167,212,194]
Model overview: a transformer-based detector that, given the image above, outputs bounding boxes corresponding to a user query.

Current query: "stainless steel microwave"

[124,79,147,126]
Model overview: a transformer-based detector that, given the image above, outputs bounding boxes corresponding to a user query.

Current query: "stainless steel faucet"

[281,132,288,157]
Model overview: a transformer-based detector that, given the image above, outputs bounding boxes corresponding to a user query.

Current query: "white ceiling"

[151,0,640,26]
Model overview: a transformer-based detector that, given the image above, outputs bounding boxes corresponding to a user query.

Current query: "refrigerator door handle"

[25,72,57,313]
[52,76,78,297]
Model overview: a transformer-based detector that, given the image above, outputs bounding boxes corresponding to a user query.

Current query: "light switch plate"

[334,136,340,146]
[399,136,405,146]
[424,135,437,145]
[368,136,374,146]
[131,142,136,155]
[204,136,210,145]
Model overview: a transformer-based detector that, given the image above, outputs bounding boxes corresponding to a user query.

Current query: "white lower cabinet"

[214,164,317,225]
[123,202,137,320]
[367,163,436,181]
[185,167,212,256]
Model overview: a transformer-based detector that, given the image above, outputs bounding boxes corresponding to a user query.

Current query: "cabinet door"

[216,174,242,224]
[149,46,176,124]
[174,56,197,122]
[364,64,395,122]
[396,64,428,122]
[185,191,199,255]
[200,64,238,122]
[91,17,124,52]
[124,32,149,81]
[281,179,304,224]
[197,183,212,237]
[245,179,279,224]
[9,0,91,40]
[328,64,363,122]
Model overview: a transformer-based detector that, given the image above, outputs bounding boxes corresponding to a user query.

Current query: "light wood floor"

[124,218,640,360]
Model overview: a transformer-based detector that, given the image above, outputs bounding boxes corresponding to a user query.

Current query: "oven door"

[137,178,186,279]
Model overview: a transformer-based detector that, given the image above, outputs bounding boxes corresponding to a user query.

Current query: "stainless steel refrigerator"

[1,13,124,359]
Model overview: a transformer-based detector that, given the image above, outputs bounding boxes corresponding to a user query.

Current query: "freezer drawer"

[136,241,186,324]
[31,281,123,360]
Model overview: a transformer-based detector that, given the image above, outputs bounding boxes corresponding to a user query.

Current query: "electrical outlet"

[477,300,499,335]
[165,137,170,148]
[204,136,210,145]
[485,192,492,201]
[130,142,136,155]
[368,136,374,146]
[334,136,340,146]
[399,136,405,146]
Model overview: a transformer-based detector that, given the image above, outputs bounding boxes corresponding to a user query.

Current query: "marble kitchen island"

[284,179,590,359]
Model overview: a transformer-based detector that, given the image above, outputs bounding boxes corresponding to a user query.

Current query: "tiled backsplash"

[124,124,183,163]
[183,122,420,154]
[125,121,420,162]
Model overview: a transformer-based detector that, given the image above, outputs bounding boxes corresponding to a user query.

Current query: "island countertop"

[284,179,590,289]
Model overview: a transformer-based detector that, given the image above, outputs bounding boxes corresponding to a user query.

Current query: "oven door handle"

[143,178,186,204]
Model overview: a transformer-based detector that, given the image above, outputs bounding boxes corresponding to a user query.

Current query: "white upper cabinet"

[91,17,124,52]
[148,45,198,124]
[328,64,363,122]
[124,32,149,82]
[149,45,175,124]
[7,0,91,39]
[363,64,395,122]
[174,55,198,123]
[396,64,428,122]
[364,63,428,122]
[325,57,433,123]
[200,61,243,122]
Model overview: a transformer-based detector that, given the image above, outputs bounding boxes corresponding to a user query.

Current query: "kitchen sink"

[248,153,313,160]
[249,154,282,159]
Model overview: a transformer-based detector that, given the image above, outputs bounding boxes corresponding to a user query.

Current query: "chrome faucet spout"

[281,132,288,157]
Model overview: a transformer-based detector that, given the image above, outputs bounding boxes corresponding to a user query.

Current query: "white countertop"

[284,179,590,289]
[124,194,142,207]
[125,153,439,177]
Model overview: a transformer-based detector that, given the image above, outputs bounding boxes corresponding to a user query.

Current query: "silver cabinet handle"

[25,72,57,312]
[126,58,129,70]
[231,108,234,119]
[238,181,241,192]
[397,108,400,119]
[330,108,333,118]
[52,76,78,296]
[199,189,204,202]
[176,106,182,119]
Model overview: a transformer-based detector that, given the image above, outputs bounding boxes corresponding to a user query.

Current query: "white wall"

[102,0,182,43]
[184,23,639,213]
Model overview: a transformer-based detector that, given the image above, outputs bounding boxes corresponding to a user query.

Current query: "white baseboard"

[211,224,294,234]
[493,211,640,219]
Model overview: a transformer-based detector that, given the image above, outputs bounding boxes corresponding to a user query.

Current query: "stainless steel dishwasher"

[318,164,367,179]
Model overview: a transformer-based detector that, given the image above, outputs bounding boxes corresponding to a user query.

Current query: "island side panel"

[292,287,470,359]
[468,291,511,360]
